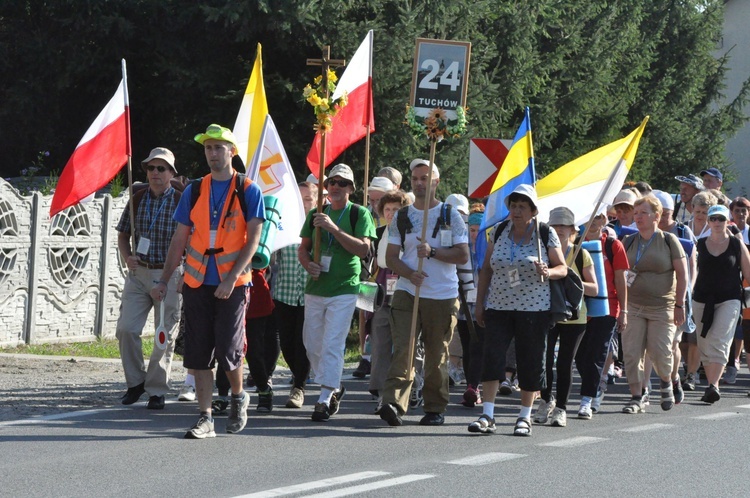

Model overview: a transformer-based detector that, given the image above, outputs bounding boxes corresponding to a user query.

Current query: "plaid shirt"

[272,244,307,306]
[116,187,179,265]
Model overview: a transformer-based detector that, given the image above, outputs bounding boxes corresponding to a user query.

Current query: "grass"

[1,334,362,365]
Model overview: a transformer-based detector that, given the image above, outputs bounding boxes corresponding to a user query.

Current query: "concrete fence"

[0,178,129,347]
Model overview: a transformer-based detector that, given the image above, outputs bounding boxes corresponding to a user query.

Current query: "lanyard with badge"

[319,202,349,273]
[136,192,170,256]
[507,222,533,288]
[208,177,233,249]
[626,232,656,287]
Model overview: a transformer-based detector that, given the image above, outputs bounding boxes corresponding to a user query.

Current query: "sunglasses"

[327,179,352,188]
[708,216,727,222]
[146,165,168,172]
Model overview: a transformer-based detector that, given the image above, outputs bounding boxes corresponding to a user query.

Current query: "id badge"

[465,288,477,303]
[440,229,452,247]
[136,237,150,255]
[508,267,521,287]
[626,269,638,287]
[386,274,398,295]
[320,251,333,273]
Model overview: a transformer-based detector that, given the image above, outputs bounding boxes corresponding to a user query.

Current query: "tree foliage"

[1,0,747,200]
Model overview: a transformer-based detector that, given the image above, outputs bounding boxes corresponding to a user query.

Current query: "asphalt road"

[2,372,749,497]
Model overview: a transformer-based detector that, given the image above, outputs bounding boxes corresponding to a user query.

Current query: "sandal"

[513,417,532,437]
[621,398,644,414]
[468,414,496,434]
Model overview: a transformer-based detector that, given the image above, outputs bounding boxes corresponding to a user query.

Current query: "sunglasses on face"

[146,165,168,172]
[327,179,352,188]
[708,216,727,222]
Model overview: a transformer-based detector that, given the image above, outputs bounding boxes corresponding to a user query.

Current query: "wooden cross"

[307,46,346,265]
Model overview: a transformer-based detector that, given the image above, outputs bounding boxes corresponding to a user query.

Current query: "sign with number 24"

[410,38,471,120]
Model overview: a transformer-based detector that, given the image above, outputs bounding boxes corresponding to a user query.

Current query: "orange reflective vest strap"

[183,171,254,288]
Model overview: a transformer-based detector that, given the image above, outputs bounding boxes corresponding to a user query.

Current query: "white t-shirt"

[388,203,468,300]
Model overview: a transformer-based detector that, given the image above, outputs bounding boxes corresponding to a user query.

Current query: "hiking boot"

[498,380,513,395]
[185,415,215,439]
[329,386,346,416]
[211,396,229,415]
[311,402,330,422]
[378,402,402,426]
[286,387,304,408]
[550,407,567,427]
[701,384,721,404]
[257,388,273,413]
[533,398,556,424]
[723,365,738,385]
[352,358,371,378]
[226,392,249,433]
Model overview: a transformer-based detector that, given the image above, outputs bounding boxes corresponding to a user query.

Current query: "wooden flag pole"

[406,136,438,379]
[307,46,346,265]
[121,58,137,266]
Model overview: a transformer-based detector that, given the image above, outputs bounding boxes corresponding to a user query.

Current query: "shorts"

[182,284,249,371]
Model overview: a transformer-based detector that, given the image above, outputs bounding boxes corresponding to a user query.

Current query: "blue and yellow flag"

[475,107,535,266]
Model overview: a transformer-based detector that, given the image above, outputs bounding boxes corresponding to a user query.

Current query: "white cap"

[368,176,395,193]
[652,190,675,211]
[409,158,440,179]
[445,193,469,215]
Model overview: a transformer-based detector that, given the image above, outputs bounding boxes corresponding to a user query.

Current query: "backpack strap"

[349,202,360,232]
[190,173,248,220]
[604,236,615,263]
[623,233,636,252]
[574,246,584,274]
[492,219,512,244]
[673,200,682,221]
[431,203,452,239]
[397,206,413,250]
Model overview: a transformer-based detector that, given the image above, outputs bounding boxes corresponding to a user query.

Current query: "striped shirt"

[271,244,307,306]
[116,187,179,265]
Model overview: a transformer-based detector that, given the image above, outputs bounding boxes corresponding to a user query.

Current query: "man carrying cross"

[298,164,376,421]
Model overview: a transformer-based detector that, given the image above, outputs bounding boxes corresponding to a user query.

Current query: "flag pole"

[569,116,649,263]
[406,136,438,379]
[121,59,136,261]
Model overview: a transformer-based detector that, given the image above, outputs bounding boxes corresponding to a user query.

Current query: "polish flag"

[50,79,129,216]
[306,30,374,174]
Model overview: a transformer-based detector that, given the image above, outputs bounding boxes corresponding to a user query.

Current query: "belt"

[137,261,165,270]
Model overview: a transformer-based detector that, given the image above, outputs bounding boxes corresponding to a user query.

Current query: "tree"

[1,0,747,200]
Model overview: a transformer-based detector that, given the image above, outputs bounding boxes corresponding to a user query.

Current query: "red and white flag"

[50,78,129,216]
[306,30,374,174]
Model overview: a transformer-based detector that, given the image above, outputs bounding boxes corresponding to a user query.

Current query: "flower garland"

[405,105,468,140]
[303,69,348,134]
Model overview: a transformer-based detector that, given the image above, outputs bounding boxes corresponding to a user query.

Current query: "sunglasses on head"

[708,216,726,222]
[327,179,352,187]
[146,165,168,172]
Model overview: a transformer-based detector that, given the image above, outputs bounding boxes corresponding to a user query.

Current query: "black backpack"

[493,219,584,323]
[189,173,249,219]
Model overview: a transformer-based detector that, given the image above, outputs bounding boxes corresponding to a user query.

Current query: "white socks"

[318,388,334,405]
[519,405,532,420]
[482,401,495,419]
[185,373,195,388]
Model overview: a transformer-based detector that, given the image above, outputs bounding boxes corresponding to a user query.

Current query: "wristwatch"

[429,247,437,259]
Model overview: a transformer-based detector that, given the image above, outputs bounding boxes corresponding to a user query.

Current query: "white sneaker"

[533,398,556,424]
[550,407,567,427]
[577,404,593,420]
[178,384,196,402]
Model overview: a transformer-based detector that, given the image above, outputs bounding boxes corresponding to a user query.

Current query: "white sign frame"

[409,38,471,120]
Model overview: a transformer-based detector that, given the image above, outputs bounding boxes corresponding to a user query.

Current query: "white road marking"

[539,436,607,447]
[619,423,675,433]
[0,407,127,427]
[304,474,434,498]
[692,412,743,420]
[237,472,390,498]
[734,404,750,409]
[447,452,526,466]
